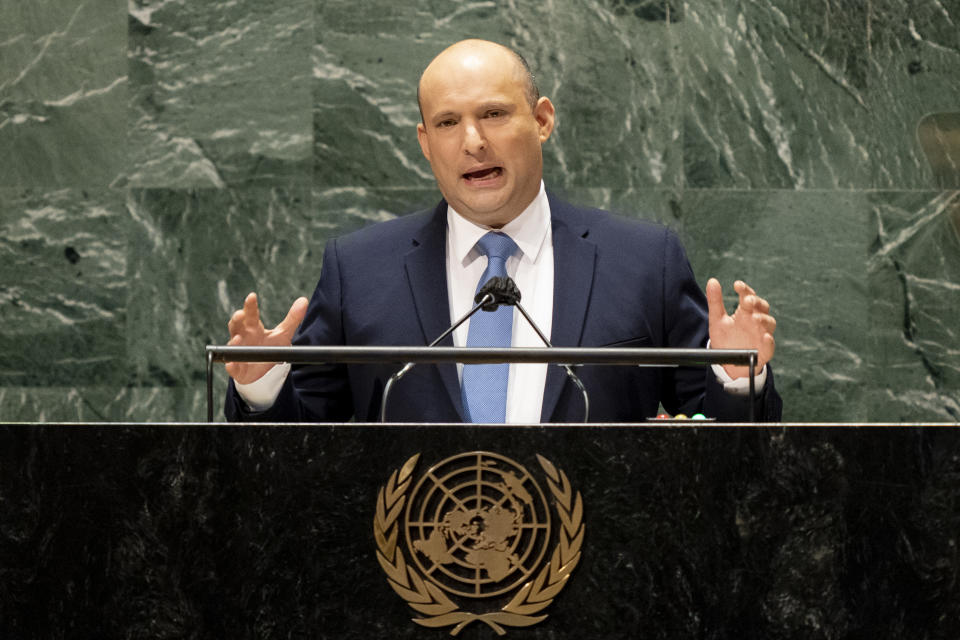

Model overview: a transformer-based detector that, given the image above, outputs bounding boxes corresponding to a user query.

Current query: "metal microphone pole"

[508,282,590,423]
[379,292,494,423]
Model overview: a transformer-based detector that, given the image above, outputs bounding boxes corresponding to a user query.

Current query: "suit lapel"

[404,200,466,420]
[540,198,597,422]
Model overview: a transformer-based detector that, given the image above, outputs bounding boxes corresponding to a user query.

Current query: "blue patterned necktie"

[461,232,519,423]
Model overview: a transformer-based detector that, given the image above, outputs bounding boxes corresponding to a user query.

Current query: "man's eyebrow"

[431,110,458,122]
[478,101,511,111]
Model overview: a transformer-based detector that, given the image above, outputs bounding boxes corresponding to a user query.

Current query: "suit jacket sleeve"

[224,237,354,422]
[659,230,781,422]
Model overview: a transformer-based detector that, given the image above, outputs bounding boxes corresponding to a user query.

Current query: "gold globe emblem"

[404,451,551,598]
[374,451,584,635]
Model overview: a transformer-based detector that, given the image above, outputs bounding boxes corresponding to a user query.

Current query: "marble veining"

[0,0,958,421]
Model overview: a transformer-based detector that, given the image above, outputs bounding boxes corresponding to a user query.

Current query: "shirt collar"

[447,182,551,267]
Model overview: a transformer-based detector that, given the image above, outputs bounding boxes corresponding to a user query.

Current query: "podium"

[2,421,959,638]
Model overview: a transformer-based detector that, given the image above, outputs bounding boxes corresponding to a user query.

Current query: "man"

[224,39,780,423]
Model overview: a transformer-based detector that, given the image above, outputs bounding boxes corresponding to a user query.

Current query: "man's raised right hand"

[225,292,309,385]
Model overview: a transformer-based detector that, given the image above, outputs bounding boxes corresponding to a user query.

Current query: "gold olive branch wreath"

[373,453,584,636]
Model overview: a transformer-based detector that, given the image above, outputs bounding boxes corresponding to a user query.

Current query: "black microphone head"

[475,276,521,311]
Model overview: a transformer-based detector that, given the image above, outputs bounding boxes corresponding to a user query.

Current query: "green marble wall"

[1,0,958,422]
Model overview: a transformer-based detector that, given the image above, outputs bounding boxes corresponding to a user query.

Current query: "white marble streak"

[432,1,497,29]
[0,2,86,93]
[358,129,434,181]
[870,192,960,265]
[128,0,185,28]
[43,76,126,108]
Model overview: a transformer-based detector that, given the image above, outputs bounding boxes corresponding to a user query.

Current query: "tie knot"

[476,231,518,262]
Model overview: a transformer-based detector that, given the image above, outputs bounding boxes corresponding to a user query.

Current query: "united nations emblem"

[373,451,584,635]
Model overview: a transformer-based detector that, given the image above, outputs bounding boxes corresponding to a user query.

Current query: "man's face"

[417,44,555,228]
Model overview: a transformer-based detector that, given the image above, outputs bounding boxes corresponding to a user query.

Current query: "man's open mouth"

[463,166,503,181]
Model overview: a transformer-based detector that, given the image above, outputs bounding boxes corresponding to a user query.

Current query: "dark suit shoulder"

[548,196,680,253]
[334,202,443,255]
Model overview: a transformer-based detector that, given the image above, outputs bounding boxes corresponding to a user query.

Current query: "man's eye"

[485,110,504,118]
[437,119,457,128]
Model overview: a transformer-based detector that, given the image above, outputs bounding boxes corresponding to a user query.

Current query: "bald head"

[417,40,540,123]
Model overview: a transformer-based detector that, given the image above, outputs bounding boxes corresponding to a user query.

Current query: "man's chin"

[452,202,516,228]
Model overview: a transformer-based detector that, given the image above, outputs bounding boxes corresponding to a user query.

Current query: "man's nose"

[462,122,486,155]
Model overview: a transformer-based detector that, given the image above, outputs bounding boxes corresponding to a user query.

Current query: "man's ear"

[417,122,431,162]
[534,97,556,143]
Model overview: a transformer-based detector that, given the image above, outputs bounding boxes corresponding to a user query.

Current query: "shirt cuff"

[711,362,767,396]
[706,339,767,396]
[234,362,291,411]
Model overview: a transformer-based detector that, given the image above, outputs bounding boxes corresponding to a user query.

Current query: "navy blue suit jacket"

[225,195,781,423]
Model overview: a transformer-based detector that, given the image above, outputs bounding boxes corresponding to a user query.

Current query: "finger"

[760,332,776,364]
[753,313,777,335]
[705,278,726,324]
[227,308,245,335]
[225,344,244,372]
[242,292,261,328]
[225,333,244,372]
[763,313,777,333]
[735,280,756,297]
[276,296,309,336]
[735,282,757,312]
[753,296,770,314]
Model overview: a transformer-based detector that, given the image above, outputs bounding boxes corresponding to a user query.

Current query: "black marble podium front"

[1,423,958,639]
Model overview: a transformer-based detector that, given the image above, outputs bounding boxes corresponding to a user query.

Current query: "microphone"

[380,276,590,423]
[475,276,520,309]
[379,283,498,422]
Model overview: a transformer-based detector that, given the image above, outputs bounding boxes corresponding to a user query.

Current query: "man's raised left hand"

[706,278,777,380]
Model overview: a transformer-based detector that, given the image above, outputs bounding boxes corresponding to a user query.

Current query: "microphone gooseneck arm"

[475,276,591,422]
[511,294,590,423]
[379,292,494,423]
[380,275,590,423]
